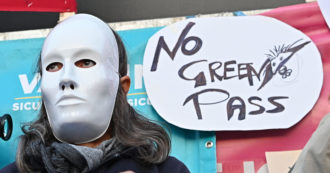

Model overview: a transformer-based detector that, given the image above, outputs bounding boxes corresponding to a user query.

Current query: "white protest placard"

[318,0,330,29]
[143,16,323,131]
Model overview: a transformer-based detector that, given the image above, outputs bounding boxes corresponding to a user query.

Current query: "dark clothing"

[92,156,189,173]
[0,156,189,173]
[0,164,18,173]
[0,137,190,173]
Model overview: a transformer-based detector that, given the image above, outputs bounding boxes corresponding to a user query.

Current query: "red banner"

[0,0,77,12]
[216,2,330,173]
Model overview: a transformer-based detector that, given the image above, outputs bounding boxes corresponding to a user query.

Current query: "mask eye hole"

[46,62,63,72]
[75,59,96,68]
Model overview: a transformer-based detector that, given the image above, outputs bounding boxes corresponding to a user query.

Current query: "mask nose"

[59,63,78,91]
[59,80,77,91]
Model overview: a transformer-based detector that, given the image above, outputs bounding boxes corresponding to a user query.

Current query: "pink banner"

[0,0,77,12]
[216,2,330,172]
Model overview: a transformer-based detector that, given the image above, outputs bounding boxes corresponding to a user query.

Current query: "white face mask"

[41,14,119,144]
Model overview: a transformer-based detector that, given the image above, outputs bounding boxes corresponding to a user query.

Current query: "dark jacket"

[0,156,189,173]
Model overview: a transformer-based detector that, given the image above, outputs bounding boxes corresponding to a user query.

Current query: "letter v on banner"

[18,73,41,94]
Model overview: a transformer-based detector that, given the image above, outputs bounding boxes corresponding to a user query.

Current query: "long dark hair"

[16,29,170,172]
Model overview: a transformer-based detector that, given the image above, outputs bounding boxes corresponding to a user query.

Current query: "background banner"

[216,2,330,172]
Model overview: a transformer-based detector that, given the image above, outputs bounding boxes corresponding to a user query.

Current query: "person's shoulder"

[158,156,190,173]
[0,162,20,173]
[93,155,190,173]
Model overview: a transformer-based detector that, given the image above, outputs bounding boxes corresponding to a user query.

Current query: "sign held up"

[143,16,323,131]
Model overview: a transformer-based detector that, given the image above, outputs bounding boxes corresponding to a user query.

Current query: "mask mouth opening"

[0,114,13,141]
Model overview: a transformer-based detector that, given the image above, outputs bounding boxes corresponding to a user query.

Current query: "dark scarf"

[26,140,86,173]
[25,138,123,173]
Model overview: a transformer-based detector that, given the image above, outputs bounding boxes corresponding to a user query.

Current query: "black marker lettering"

[266,96,289,113]
[238,63,257,86]
[209,61,223,82]
[227,96,246,120]
[151,22,201,71]
[183,89,230,119]
[224,60,237,80]
[248,96,265,115]
[178,60,207,88]
[181,36,202,55]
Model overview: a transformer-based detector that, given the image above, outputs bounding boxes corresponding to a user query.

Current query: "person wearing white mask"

[0,14,189,173]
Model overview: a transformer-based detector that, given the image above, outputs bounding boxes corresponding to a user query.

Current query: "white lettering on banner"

[127,64,144,90]
[12,101,41,111]
[128,97,152,107]
[127,64,143,89]
[24,102,31,110]
[216,163,222,172]
[127,64,130,77]
[134,64,143,89]
[244,161,255,173]
[19,73,41,94]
